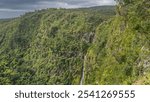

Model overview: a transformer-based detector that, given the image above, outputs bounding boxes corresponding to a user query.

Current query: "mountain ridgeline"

[0,0,149,85]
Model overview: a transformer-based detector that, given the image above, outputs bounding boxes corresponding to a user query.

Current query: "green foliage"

[0,0,149,85]
[84,0,150,85]
[0,6,115,85]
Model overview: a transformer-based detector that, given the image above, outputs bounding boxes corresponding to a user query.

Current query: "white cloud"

[96,0,116,5]
[34,1,81,9]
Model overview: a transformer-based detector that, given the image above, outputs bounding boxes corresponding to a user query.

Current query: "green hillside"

[0,0,149,85]
[84,0,150,85]
[0,6,115,84]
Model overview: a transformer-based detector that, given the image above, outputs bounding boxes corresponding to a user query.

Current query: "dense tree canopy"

[0,6,115,85]
[0,0,149,85]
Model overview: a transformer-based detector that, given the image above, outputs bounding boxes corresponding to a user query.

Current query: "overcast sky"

[0,0,115,19]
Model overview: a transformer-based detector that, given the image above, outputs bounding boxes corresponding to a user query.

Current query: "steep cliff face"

[0,6,115,84]
[84,0,150,84]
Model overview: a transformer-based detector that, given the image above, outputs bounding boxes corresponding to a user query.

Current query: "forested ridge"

[0,0,149,85]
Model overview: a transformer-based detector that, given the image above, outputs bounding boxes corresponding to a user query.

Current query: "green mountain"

[0,0,149,85]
